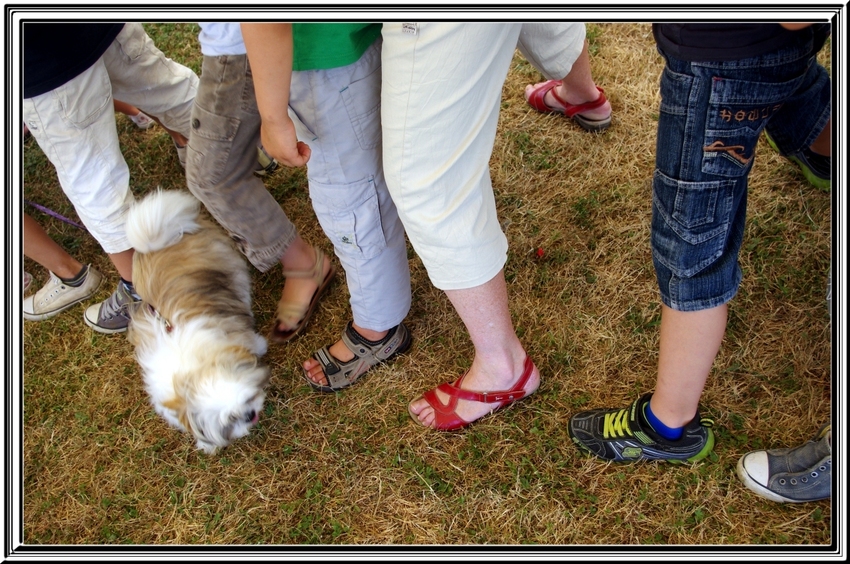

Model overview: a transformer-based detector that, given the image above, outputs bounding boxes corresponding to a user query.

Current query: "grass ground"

[17,23,834,552]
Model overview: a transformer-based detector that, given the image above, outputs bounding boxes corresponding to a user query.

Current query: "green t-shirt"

[292,23,381,71]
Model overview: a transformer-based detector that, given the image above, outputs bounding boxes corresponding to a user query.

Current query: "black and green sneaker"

[568,393,715,463]
[764,131,830,191]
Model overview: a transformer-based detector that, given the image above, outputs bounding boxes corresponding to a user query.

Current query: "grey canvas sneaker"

[737,424,832,503]
[83,281,141,334]
[23,266,103,321]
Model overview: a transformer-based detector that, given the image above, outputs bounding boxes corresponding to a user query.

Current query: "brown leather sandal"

[269,246,336,343]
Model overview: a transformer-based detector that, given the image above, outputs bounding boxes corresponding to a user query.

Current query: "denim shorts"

[651,36,830,311]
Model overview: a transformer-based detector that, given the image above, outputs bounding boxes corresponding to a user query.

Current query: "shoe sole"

[24,296,91,321]
[83,313,130,334]
[736,456,800,503]
[569,423,715,463]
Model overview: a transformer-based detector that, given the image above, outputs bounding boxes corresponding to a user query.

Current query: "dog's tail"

[126,189,203,254]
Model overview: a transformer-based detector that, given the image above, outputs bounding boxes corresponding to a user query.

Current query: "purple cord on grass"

[25,200,87,231]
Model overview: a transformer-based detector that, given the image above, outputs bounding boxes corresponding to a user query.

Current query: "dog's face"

[159,347,270,454]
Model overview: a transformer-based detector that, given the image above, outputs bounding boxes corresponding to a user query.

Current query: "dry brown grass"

[17,23,834,552]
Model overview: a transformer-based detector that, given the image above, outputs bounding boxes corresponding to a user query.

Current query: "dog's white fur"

[126,189,269,454]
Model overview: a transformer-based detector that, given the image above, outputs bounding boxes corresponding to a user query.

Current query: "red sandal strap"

[437,356,535,404]
[525,79,561,113]
[549,85,607,118]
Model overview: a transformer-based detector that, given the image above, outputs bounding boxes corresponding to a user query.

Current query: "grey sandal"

[305,321,412,392]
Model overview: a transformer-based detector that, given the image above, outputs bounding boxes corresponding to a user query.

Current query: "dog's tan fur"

[126,190,269,454]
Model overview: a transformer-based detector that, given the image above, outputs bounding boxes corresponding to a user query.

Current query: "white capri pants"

[518,23,587,80]
[23,23,198,254]
[381,23,522,290]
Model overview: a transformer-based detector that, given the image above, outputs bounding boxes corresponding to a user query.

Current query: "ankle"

[642,398,686,440]
[554,82,602,107]
[58,264,88,286]
[351,323,389,343]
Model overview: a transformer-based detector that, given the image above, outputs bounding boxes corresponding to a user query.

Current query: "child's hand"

[259,118,311,167]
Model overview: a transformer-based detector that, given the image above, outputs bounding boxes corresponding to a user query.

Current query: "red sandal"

[412,356,537,431]
[525,79,611,132]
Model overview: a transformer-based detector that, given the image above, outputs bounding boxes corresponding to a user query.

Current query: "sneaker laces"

[39,272,66,303]
[603,409,634,439]
[99,287,133,321]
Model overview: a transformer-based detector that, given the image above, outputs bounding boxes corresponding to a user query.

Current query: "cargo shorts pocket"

[309,175,387,260]
[340,65,381,151]
[651,170,735,278]
[186,104,240,187]
[55,64,112,129]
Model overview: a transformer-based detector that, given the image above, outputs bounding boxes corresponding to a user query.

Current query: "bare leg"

[114,98,188,146]
[810,118,830,156]
[408,270,540,428]
[650,304,727,427]
[112,99,142,118]
[107,249,135,283]
[23,213,84,280]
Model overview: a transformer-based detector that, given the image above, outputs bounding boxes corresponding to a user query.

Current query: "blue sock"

[642,400,683,440]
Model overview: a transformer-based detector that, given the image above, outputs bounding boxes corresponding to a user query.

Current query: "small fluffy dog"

[126,189,269,454]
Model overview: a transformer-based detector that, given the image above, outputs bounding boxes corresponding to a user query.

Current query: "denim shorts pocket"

[309,175,387,260]
[339,65,381,151]
[651,170,735,278]
[701,73,802,177]
[186,104,240,187]
[658,66,694,116]
[56,65,112,129]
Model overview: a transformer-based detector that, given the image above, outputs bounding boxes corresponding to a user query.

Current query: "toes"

[408,397,435,427]
[302,358,328,386]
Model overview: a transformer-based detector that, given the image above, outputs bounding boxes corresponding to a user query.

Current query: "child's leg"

[764,57,831,188]
[653,304,727,427]
[185,53,330,337]
[23,213,85,280]
[102,23,197,140]
[289,39,412,388]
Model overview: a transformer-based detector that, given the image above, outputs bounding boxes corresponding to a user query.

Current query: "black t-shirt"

[24,23,124,98]
[652,23,829,62]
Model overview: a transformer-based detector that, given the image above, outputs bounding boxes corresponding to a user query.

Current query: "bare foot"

[525,80,611,121]
[408,354,540,429]
[302,324,389,387]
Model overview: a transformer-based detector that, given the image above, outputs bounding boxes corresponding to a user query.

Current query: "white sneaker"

[129,111,155,129]
[24,271,33,295]
[23,266,103,321]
